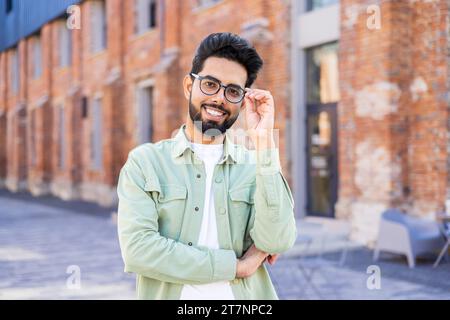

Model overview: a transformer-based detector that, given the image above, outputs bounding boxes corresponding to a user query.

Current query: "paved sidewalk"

[268,217,450,299]
[0,190,135,299]
[0,190,449,299]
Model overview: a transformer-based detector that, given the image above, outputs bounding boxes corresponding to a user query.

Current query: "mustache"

[201,104,229,115]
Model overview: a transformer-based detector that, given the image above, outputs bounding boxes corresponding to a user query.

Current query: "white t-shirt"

[179,142,235,300]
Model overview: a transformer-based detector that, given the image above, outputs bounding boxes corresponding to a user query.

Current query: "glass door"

[306,104,338,217]
[305,42,339,217]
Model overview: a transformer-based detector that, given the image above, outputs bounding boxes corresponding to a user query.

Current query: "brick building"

[0,0,449,245]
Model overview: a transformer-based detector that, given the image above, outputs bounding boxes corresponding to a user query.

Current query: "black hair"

[190,32,263,88]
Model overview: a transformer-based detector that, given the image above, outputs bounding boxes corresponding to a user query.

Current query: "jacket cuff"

[212,249,237,282]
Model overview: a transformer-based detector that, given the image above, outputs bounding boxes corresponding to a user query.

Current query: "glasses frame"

[190,73,246,104]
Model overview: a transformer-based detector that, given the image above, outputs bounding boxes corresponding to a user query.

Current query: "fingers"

[245,88,272,101]
[267,254,280,265]
[243,93,256,112]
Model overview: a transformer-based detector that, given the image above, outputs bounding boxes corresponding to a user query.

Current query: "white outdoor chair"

[373,209,445,268]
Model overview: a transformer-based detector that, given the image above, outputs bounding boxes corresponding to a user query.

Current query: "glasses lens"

[200,79,220,95]
[225,86,244,103]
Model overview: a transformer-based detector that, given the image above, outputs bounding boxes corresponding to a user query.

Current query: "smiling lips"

[203,106,227,121]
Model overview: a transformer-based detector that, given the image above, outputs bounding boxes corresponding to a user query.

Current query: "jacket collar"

[171,124,240,164]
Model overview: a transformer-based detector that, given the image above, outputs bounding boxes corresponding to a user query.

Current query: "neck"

[185,119,225,145]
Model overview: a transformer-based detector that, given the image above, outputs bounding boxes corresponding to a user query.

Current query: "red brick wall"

[408,0,449,216]
[337,0,449,245]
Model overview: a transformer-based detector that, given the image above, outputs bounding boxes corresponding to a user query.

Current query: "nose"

[211,86,226,104]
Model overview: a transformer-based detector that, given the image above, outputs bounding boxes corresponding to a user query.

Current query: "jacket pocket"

[229,184,254,234]
[144,182,187,239]
[229,184,254,205]
[158,184,187,203]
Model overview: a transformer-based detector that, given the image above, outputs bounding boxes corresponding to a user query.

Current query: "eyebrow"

[203,74,244,89]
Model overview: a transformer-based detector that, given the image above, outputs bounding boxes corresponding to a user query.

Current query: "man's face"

[183,57,248,136]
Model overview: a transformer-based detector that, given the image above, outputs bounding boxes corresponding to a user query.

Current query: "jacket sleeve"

[249,148,297,254]
[117,152,237,285]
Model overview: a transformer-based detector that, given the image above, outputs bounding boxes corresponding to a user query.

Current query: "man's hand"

[236,244,268,278]
[242,89,275,150]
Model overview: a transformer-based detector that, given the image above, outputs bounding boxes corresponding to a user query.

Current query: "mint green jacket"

[117,124,297,299]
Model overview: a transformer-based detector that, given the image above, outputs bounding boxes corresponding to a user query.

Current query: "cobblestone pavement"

[0,190,449,300]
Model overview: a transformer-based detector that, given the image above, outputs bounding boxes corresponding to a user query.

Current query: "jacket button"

[219,208,226,215]
[232,279,239,285]
[188,242,192,246]
[215,177,222,183]
[195,207,199,211]
[196,174,201,178]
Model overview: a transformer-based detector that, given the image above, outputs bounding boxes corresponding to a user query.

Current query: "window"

[307,0,339,11]
[90,97,103,170]
[6,0,12,14]
[10,48,19,94]
[32,35,42,79]
[90,0,107,53]
[58,105,66,169]
[306,42,340,104]
[135,0,157,34]
[136,86,153,144]
[58,20,72,67]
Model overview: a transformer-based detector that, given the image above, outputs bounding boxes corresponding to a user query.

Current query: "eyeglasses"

[190,73,246,104]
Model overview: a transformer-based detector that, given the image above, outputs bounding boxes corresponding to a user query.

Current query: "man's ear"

[183,75,193,101]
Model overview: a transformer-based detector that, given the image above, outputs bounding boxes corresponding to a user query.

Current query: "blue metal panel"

[0,0,82,51]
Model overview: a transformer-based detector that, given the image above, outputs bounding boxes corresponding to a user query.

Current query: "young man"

[117,32,297,300]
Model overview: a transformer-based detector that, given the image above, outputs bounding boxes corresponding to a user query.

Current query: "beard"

[188,94,239,137]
